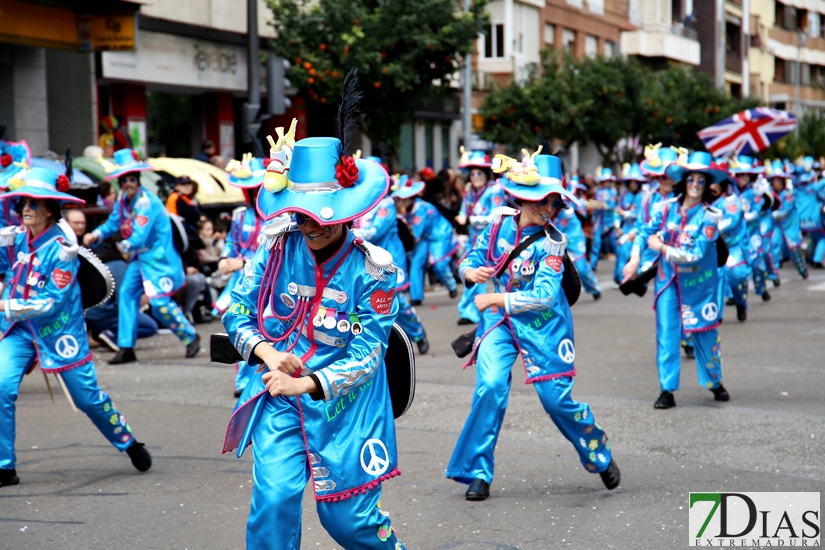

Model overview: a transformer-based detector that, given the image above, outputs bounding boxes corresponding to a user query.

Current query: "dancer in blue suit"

[767,160,808,279]
[456,150,507,325]
[792,157,825,268]
[589,167,618,271]
[614,163,646,284]
[0,167,151,489]
[447,152,620,501]
[621,152,730,409]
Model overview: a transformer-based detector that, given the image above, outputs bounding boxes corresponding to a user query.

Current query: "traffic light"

[267,56,292,116]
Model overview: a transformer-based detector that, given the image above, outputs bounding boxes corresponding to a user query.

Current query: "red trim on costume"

[38,352,94,374]
[314,468,402,503]
[526,370,577,384]
[429,241,460,266]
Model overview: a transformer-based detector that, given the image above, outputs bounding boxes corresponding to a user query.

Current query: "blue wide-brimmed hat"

[391,175,426,200]
[765,159,792,180]
[794,156,816,183]
[5,166,85,205]
[257,137,389,224]
[640,145,679,176]
[226,155,266,188]
[727,155,764,175]
[665,151,729,184]
[594,167,616,182]
[620,163,648,183]
[458,149,492,169]
[568,175,587,192]
[0,139,31,189]
[104,148,153,181]
[364,155,383,164]
[497,154,579,205]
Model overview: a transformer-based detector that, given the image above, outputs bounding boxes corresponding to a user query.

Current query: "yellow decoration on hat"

[621,163,631,178]
[492,145,542,186]
[644,143,662,167]
[458,145,470,167]
[226,152,254,180]
[672,147,689,166]
[263,118,298,193]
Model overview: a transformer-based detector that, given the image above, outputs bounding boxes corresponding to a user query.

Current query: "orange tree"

[266,0,488,155]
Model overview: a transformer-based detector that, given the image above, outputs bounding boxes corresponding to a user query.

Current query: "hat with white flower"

[640,144,679,177]
[4,166,84,205]
[458,147,492,169]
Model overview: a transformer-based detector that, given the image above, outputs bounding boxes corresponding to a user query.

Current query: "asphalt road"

[2,260,824,549]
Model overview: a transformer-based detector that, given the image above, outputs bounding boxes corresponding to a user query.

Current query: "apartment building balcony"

[621,23,701,65]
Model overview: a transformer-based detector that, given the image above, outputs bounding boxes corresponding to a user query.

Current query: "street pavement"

[2,260,825,549]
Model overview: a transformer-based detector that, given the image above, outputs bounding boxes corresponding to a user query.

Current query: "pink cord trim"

[38,353,94,374]
[526,369,577,384]
[315,468,402,503]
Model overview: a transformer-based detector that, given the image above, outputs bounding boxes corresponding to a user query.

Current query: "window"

[810,12,821,38]
[585,35,598,57]
[604,40,617,57]
[563,29,577,51]
[483,23,506,58]
[774,57,787,82]
[544,23,555,47]
[801,62,811,86]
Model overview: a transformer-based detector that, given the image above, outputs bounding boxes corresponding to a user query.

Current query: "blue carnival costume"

[631,152,728,408]
[792,157,825,266]
[0,140,31,227]
[91,149,197,356]
[766,160,808,278]
[223,127,406,549]
[447,154,619,498]
[456,150,507,323]
[710,173,752,321]
[615,164,646,284]
[731,156,774,299]
[553,205,602,298]
[589,167,618,270]
[392,182,458,304]
[0,167,150,488]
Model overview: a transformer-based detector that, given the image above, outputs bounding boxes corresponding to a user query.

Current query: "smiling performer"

[221,72,407,550]
[621,151,729,409]
[83,149,200,364]
[446,152,620,502]
[0,167,151,488]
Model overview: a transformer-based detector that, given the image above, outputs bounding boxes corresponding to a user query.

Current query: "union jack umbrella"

[697,108,797,157]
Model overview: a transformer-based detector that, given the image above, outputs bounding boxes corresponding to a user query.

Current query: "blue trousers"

[575,257,602,296]
[446,324,611,485]
[395,290,425,342]
[409,240,456,302]
[235,361,255,393]
[0,325,135,470]
[456,280,483,323]
[772,231,807,277]
[724,261,750,309]
[590,229,615,271]
[248,395,404,550]
[655,284,723,392]
[804,229,825,263]
[614,238,632,284]
[119,261,196,349]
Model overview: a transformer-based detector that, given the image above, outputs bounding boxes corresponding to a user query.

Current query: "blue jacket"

[553,207,588,263]
[633,199,722,332]
[221,206,262,261]
[459,211,576,383]
[353,196,409,291]
[713,192,753,267]
[592,186,617,234]
[459,182,507,247]
[0,223,91,373]
[772,188,803,248]
[92,187,185,298]
[793,180,825,233]
[221,227,401,503]
[634,189,672,271]
[405,198,458,261]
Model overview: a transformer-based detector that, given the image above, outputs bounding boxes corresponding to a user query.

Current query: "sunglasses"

[120,175,140,184]
[536,196,566,209]
[15,198,42,210]
[294,212,309,226]
[685,174,707,187]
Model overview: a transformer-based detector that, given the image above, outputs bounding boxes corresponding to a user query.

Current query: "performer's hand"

[474,293,505,312]
[620,256,641,284]
[466,266,495,284]
[614,227,623,238]
[83,232,98,246]
[647,234,664,252]
[255,343,303,375]
[262,370,316,397]
[218,258,244,275]
[455,214,467,226]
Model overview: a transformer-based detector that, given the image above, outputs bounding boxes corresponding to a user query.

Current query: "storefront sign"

[79,13,136,51]
[101,31,248,91]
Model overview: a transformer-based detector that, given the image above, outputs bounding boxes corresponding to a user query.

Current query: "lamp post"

[795,29,806,136]
[463,0,472,149]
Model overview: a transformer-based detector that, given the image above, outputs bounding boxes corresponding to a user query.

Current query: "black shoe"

[233,389,243,398]
[802,269,809,280]
[711,384,730,402]
[593,292,601,301]
[410,299,422,306]
[683,345,695,359]
[416,336,430,355]
[654,390,676,409]
[762,291,771,302]
[109,348,137,365]
[813,261,824,269]
[457,317,475,325]
[185,333,201,358]
[465,478,490,501]
[97,329,120,352]
[736,304,747,322]
[772,278,781,287]
[0,468,19,487]
[726,298,735,306]
[126,441,152,472]
[449,288,458,299]
[599,460,621,490]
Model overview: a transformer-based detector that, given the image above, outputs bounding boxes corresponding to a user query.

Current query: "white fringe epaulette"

[542,223,569,255]
[259,218,298,250]
[0,226,21,247]
[232,205,248,219]
[354,239,398,281]
[57,238,80,262]
[135,195,151,209]
[490,206,519,225]
[703,205,723,225]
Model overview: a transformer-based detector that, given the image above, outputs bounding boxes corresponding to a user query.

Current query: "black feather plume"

[337,69,364,158]
[64,147,73,183]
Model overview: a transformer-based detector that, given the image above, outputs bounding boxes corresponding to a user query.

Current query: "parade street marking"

[360,439,389,476]
[807,281,825,291]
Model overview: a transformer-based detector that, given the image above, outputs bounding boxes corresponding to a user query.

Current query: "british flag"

[697,108,797,157]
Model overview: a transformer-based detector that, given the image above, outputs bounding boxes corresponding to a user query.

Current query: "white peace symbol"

[55,335,79,359]
[558,339,576,364]
[159,277,174,293]
[360,439,389,476]
[701,302,718,321]
[751,234,762,248]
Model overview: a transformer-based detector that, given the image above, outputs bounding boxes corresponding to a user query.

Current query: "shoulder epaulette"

[353,238,398,281]
[0,225,22,247]
[135,195,151,210]
[703,205,723,224]
[259,217,297,250]
[490,206,518,225]
[232,205,248,218]
[56,237,79,262]
[543,223,569,255]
